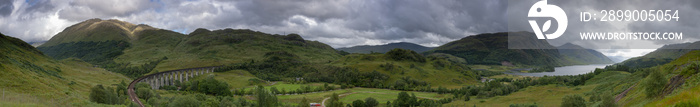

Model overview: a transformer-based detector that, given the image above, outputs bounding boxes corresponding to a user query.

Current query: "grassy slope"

[593,50,700,106]
[621,50,700,107]
[147,28,340,72]
[445,84,596,107]
[0,33,130,106]
[444,70,631,106]
[331,53,477,88]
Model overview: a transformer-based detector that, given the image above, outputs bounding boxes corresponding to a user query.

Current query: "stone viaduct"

[128,66,220,107]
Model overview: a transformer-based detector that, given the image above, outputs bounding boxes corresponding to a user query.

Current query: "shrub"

[365,97,379,107]
[352,100,366,107]
[385,48,426,62]
[561,94,586,107]
[169,95,200,107]
[643,70,667,98]
[89,84,121,104]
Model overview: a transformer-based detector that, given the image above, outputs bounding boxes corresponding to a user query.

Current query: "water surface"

[504,64,610,77]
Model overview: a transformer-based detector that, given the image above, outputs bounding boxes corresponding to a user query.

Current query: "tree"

[89,84,120,104]
[169,95,200,107]
[327,93,343,107]
[600,93,617,107]
[353,100,366,107]
[643,70,667,98]
[136,87,154,101]
[254,85,279,107]
[395,92,412,107]
[116,80,128,95]
[270,87,280,95]
[298,97,309,107]
[364,97,379,107]
[561,94,586,107]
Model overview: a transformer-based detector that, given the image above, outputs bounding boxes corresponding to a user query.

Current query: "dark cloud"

[0,0,12,16]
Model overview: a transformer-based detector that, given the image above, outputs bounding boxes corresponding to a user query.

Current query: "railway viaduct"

[127,66,220,107]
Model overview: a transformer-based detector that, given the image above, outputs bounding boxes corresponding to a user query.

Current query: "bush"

[352,100,366,107]
[89,84,121,104]
[600,93,617,107]
[674,100,700,107]
[385,48,426,62]
[254,85,279,107]
[643,70,667,98]
[182,76,231,96]
[365,97,379,107]
[136,87,154,101]
[326,93,343,107]
[169,95,200,107]
[561,94,586,107]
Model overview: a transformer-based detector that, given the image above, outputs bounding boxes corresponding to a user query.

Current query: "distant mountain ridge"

[425,32,613,66]
[336,42,433,53]
[557,43,614,65]
[618,41,700,69]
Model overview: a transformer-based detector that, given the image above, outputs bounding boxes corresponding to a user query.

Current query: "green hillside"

[0,32,131,106]
[37,19,342,78]
[586,50,700,106]
[618,41,700,69]
[41,18,157,47]
[331,48,477,88]
[425,32,611,66]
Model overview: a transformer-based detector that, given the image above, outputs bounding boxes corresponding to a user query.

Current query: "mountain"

[37,19,341,77]
[426,32,612,66]
[0,32,130,106]
[557,43,614,65]
[618,41,700,69]
[336,42,434,53]
[41,18,157,47]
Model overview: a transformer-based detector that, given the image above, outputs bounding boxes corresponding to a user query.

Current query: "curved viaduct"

[127,66,220,107]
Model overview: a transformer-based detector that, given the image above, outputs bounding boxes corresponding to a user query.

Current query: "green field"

[243,82,339,92]
[444,84,596,107]
[276,88,451,106]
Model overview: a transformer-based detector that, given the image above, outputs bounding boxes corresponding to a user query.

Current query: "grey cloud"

[59,0,158,21]
[0,0,12,16]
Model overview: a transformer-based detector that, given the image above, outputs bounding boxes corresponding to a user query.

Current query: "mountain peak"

[40,18,158,47]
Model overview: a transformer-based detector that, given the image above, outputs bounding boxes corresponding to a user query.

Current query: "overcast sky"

[1,0,697,60]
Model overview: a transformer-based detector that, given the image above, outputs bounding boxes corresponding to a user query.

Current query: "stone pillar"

[150,77,155,89]
[179,70,183,83]
[166,72,170,86]
[169,72,173,86]
[155,75,160,90]
[159,74,163,89]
